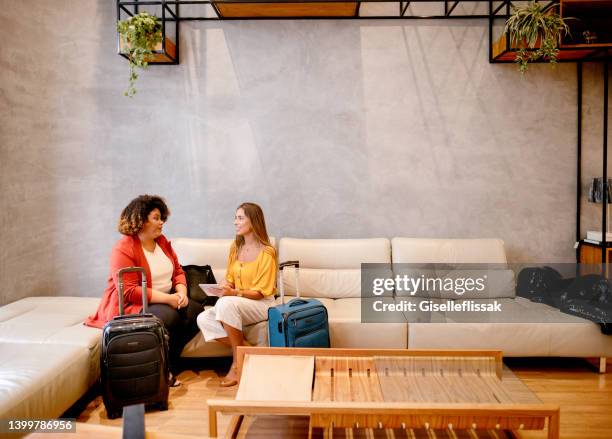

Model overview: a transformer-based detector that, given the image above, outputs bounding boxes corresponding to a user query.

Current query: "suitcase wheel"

[157,400,169,411]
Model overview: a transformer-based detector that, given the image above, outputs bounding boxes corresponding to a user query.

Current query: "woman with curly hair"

[85,195,201,385]
[197,202,277,387]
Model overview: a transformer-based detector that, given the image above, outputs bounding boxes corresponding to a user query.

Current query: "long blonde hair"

[234,202,272,250]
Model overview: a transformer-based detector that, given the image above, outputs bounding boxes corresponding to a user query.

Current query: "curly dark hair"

[117,195,170,236]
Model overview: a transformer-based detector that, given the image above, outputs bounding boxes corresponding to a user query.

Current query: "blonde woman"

[197,202,277,387]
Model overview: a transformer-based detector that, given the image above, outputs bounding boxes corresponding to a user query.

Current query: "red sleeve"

[166,239,186,287]
[110,243,153,306]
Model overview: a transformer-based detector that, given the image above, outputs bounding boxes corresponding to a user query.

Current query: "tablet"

[199,284,224,297]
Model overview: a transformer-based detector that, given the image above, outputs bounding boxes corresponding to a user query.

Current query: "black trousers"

[149,298,202,374]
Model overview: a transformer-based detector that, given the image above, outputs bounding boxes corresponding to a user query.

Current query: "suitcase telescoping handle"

[279,260,300,305]
[117,267,148,316]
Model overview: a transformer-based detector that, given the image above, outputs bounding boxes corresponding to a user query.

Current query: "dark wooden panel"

[214,2,358,18]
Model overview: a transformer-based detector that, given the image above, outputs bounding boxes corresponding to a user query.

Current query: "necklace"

[240,244,260,259]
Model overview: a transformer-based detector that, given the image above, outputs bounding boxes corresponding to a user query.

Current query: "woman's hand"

[174,285,188,309]
[221,285,236,296]
[175,291,188,308]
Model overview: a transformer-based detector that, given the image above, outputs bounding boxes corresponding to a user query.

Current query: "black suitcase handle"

[117,267,148,315]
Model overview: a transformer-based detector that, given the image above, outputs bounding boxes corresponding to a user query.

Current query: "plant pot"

[119,37,177,64]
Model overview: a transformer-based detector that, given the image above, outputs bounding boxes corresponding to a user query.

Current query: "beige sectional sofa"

[2,236,611,420]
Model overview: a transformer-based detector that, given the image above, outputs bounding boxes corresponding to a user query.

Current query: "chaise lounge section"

[0,297,101,420]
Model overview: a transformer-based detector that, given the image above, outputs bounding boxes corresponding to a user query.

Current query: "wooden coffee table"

[207,347,559,439]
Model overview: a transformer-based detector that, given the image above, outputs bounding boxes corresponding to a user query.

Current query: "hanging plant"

[117,12,162,97]
[504,1,570,74]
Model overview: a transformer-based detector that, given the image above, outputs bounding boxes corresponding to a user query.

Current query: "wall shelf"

[491,34,606,62]
[212,0,359,18]
[119,36,177,64]
[489,0,612,64]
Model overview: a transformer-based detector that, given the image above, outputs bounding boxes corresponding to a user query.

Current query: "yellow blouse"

[225,243,277,297]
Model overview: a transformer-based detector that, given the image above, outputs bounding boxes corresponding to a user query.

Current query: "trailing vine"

[117,12,162,97]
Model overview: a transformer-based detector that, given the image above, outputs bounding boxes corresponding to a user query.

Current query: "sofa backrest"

[391,238,508,264]
[278,238,391,299]
[171,237,276,282]
[390,238,514,299]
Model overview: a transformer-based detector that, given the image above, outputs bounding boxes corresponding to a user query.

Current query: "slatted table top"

[312,355,541,405]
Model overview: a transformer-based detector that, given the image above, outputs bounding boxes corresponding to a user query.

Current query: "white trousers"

[197,295,275,342]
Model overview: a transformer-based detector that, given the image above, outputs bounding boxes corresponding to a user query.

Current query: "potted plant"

[504,1,570,74]
[117,12,162,97]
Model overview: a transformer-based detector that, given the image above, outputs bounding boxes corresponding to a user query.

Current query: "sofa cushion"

[181,332,232,357]
[407,322,553,356]
[181,308,272,358]
[393,267,516,300]
[407,320,612,357]
[279,238,391,268]
[182,320,269,358]
[278,238,392,299]
[391,238,507,264]
[171,238,234,268]
[0,297,101,349]
[279,268,362,299]
[0,342,99,419]
[326,298,407,348]
[172,237,276,282]
[436,268,515,299]
[407,298,612,357]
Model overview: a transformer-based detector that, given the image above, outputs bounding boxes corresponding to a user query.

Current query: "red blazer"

[85,234,186,328]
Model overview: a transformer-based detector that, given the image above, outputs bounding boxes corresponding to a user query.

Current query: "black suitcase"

[101,267,170,419]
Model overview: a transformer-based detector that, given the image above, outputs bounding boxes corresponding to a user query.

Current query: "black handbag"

[182,265,217,306]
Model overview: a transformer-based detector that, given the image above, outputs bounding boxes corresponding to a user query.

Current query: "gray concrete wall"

[0,1,609,305]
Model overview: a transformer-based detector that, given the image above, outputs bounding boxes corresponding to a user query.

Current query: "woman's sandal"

[169,372,182,387]
[220,367,238,387]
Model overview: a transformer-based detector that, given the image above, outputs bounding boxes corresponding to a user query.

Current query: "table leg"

[548,412,560,439]
[225,415,243,439]
[209,406,218,438]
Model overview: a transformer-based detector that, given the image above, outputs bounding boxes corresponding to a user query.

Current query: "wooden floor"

[72,358,612,439]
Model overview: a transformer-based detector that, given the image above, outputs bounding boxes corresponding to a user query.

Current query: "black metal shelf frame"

[577,60,611,263]
[117,0,492,23]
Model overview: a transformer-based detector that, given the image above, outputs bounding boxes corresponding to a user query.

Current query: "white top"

[142,244,174,294]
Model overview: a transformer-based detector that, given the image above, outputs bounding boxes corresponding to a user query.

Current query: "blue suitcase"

[268,261,330,348]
